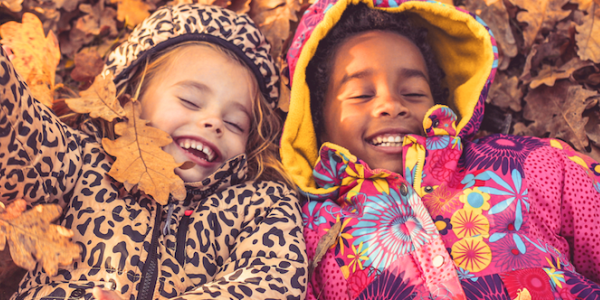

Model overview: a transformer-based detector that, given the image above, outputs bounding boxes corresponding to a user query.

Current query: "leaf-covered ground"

[0,0,599,297]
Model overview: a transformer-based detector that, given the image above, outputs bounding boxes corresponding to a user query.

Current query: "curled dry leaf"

[0,13,60,108]
[249,0,300,60]
[308,220,341,280]
[575,6,600,63]
[510,0,571,49]
[65,73,124,122]
[465,0,517,70]
[522,80,598,150]
[0,0,22,12]
[487,73,523,111]
[70,48,105,82]
[0,200,81,277]
[529,57,594,88]
[102,101,187,205]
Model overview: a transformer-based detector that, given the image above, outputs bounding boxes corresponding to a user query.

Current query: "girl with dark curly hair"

[280,0,600,298]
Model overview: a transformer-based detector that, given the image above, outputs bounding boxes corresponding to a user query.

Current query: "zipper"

[137,204,163,300]
[175,210,193,266]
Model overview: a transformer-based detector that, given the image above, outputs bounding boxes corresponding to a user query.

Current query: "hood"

[281,0,498,194]
[103,4,280,108]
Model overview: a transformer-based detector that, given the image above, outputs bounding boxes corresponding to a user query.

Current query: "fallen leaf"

[0,200,80,276]
[529,57,594,88]
[113,0,154,28]
[585,109,600,145]
[70,49,105,82]
[308,220,341,280]
[522,80,598,150]
[249,0,301,59]
[102,101,187,204]
[0,13,60,108]
[575,6,600,63]
[53,0,78,12]
[520,44,538,83]
[487,73,523,111]
[510,0,571,49]
[465,0,517,70]
[65,73,124,122]
[0,0,22,12]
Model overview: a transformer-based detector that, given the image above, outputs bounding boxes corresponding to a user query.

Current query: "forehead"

[332,30,427,75]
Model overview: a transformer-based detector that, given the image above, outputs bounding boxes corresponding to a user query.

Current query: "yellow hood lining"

[281,0,494,195]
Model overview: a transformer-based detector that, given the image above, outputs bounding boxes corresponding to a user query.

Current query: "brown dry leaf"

[510,0,571,49]
[168,0,232,7]
[228,0,252,14]
[575,6,600,63]
[465,0,517,70]
[113,0,154,28]
[487,73,523,111]
[520,45,538,83]
[0,13,60,108]
[70,49,105,82]
[529,57,594,88]
[308,220,341,279]
[53,0,79,12]
[0,200,80,277]
[522,80,598,150]
[586,109,600,145]
[570,0,600,11]
[65,74,124,122]
[102,101,187,204]
[249,0,301,59]
[0,0,22,12]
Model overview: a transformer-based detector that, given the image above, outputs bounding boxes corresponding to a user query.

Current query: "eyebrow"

[174,80,211,93]
[339,67,430,87]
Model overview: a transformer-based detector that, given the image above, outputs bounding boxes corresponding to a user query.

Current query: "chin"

[175,167,211,184]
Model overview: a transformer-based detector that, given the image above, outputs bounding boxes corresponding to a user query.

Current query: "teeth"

[178,139,216,162]
[371,134,403,146]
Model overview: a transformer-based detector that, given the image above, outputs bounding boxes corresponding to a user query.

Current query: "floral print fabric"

[302,105,600,299]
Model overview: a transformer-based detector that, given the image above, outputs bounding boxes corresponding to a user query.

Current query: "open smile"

[175,137,221,165]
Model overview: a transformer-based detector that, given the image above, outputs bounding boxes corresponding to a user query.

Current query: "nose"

[198,116,223,135]
[373,94,409,118]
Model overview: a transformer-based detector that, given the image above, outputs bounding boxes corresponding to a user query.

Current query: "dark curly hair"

[306,3,447,139]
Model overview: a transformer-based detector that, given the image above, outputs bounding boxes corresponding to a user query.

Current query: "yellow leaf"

[249,0,300,59]
[102,101,187,205]
[65,74,124,122]
[0,0,22,12]
[575,6,600,63]
[114,0,153,28]
[0,200,81,277]
[0,13,60,108]
[510,0,571,49]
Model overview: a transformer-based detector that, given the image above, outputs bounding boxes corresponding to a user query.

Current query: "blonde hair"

[126,41,294,188]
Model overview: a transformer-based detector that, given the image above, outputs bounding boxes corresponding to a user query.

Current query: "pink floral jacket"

[280,0,600,298]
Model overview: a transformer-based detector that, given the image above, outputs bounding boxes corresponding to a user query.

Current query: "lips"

[175,137,220,163]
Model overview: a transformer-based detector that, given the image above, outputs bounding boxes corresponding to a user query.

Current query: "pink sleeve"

[524,140,600,283]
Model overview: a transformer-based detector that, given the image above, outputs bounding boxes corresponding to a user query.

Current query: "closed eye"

[226,121,244,133]
[179,98,199,108]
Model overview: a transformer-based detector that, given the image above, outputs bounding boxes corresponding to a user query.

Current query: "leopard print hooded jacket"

[1,4,307,300]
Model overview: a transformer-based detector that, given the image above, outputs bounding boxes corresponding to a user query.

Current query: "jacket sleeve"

[524,139,600,283]
[0,47,91,208]
[173,184,308,300]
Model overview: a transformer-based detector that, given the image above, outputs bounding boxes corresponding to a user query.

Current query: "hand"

[92,287,122,300]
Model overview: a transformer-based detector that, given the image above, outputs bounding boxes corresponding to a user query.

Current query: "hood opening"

[281,0,496,194]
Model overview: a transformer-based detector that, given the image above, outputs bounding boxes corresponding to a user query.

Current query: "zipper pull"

[162,202,175,236]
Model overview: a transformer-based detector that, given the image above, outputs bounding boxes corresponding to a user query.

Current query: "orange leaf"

[529,58,594,88]
[113,0,154,28]
[575,6,600,63]
[0,200,80,276]
[102,101,186,205]
[65,73,125,122]
[0,13,60,108]
[0,0,22,12]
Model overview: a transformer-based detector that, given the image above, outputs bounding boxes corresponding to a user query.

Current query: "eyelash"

[226,121,244,132]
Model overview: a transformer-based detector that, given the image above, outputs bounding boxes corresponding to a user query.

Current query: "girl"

[280,0,600,299]
[1,4,307,300]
